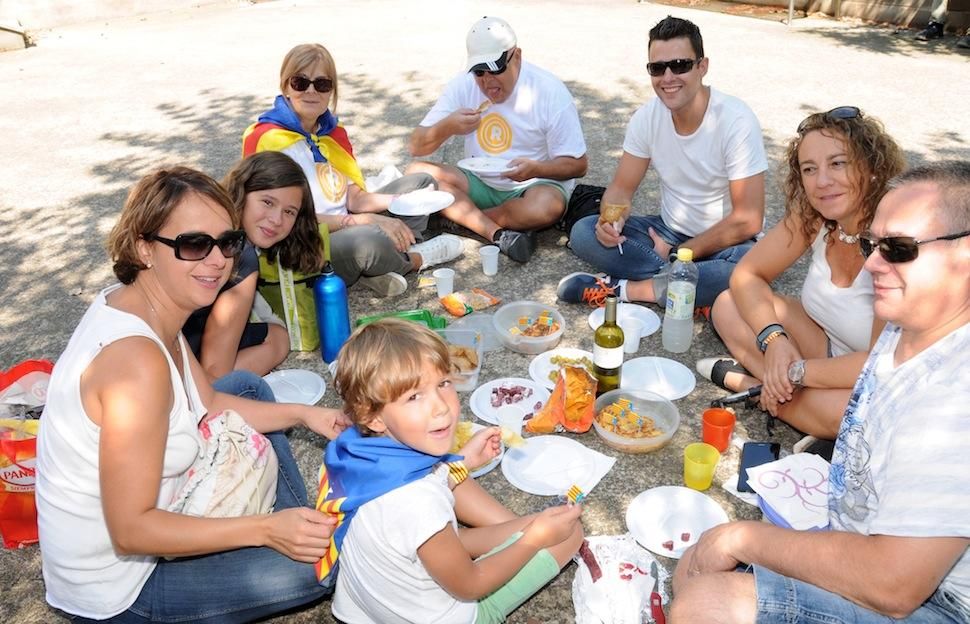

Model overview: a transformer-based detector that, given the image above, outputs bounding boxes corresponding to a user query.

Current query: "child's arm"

[453,477,517,528]
[417,504,583,601]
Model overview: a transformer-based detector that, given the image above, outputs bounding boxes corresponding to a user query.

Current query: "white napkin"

[580,446,616,495]
[572,534,668,624]
[747,453,830,531]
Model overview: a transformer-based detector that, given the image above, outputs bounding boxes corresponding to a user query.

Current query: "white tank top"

[800,230,874,356]
[36,285,205,619]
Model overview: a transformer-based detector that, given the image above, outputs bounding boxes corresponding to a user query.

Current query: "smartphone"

[737,441,781,493]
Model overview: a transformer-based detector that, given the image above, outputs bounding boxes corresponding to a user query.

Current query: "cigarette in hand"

[614,222,624,255]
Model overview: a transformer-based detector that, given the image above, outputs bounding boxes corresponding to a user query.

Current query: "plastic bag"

[572,534,669,624]
[0,419,39,549]
[526,365,596,434]
[440,289,501,317]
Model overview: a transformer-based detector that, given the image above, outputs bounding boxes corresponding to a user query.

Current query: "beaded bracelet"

[761,330,788,352]
[756,323,787,353]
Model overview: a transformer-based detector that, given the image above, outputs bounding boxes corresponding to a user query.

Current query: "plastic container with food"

[592,389,679,453]
[491,301,565,355]
[436,328,484,392]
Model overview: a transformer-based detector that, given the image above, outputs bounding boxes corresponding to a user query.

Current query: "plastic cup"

[495,404,525,436]
[620,317,645,354]
[480,245,499,276]
[701,407,737,453]
[433,268,455,297]
[684,442,720,491]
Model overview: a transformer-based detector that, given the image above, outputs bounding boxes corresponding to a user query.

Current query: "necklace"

[138,287,182,359]
[837,224,860,244]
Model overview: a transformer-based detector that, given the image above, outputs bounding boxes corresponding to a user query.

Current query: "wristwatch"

[788,359,806,388]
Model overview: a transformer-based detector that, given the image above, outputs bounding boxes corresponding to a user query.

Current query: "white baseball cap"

[465,16,517,73]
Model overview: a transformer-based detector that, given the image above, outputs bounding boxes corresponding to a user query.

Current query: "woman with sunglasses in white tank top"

[698,107,905,440]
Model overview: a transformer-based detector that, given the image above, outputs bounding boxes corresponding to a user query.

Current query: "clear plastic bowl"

[491,301,565,355]
[436,328,484,392]
[592,389,679,453]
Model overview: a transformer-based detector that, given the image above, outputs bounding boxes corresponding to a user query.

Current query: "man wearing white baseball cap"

[407,16,588,263]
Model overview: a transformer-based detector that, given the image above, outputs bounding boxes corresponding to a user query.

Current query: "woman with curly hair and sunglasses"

[698,107,905,441]
[36,166,350,622]
[242,43,464,299]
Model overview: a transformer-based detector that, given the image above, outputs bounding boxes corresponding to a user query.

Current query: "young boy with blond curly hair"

[317,318,584,623]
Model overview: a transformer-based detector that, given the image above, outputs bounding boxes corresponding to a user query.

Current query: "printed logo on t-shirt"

[477,113,513,154]
[316,163,347,203]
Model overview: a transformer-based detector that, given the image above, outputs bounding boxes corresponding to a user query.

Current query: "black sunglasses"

[471,49,515,77]
[645,58,702,77]
[144,230,246,261]
[797,106,861,134]
[859,229,970,263]
[288,75,334,93]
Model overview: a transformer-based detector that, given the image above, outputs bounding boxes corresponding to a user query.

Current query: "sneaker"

[493,229,534,263]
[958,31,970,48]
[358,272,407,297]
[557,272,620,306]
[915,20,944,41]
[410,234,464,270]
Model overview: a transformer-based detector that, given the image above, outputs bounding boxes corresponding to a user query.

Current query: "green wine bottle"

[593,295,624,395]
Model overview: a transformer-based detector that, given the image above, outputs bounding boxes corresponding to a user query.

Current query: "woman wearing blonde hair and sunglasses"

[243,43,464,298]
[698,107,905,441]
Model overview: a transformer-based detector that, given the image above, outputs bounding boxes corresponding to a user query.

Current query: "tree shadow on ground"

[798,23,970,58]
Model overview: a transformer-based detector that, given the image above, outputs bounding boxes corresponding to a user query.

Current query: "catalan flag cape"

[315,427,466,585]
[242,95,367,191]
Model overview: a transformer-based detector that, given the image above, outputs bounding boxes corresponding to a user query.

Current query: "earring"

[146,263,153,269]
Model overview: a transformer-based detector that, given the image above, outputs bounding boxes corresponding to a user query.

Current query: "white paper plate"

[388,190,455,216]
[462,423,505,479]
[469,378,550,425]
[457,156,513,177]
[264,369,326,405]
[620,357,695,400]
[528,347,595,390]
[588,303,660,337]
[501,435,594,496]
[626,486,729,559]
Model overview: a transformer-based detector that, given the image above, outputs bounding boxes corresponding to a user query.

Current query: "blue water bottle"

[313,261,351,363]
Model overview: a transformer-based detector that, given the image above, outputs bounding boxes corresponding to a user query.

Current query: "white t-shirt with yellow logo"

[420,61,586,193]
[277,141,352,216]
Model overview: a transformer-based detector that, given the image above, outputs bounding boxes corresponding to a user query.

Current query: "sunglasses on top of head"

[858,229,970,263]
[144,230,246,261]
[797,106,861,134]
[472,49,516,77]
[645,58,702,77]
[288,75,334,93]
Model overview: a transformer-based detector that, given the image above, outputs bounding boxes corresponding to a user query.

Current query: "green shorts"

[459,168,568,210]
[475,532,560,624]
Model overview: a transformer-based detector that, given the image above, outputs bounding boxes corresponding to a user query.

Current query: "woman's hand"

[263,507,337,562]
[300,406,352,440]
[457,426,501,469]
[762,336,800,406]
[360,213,415,252]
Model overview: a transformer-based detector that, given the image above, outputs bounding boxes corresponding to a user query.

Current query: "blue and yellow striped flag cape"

[315,427,468,584]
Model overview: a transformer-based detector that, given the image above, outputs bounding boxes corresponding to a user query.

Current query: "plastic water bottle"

[662,248,699,353]
[313,262,351,363]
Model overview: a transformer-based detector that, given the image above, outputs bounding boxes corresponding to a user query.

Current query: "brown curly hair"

[222,152,324,275]
[782,109,905,244]
[107,167,237,284]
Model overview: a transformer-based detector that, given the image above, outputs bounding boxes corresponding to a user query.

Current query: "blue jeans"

[753,565,968,623]
[73,371,332,623]
[568,214,754,308]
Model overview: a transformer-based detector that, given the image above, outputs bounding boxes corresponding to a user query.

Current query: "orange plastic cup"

[702,408,736,453]
[684,442,720,491]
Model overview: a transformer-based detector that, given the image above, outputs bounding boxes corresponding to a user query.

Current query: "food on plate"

[662,540,675,551]
[509,310,560,337]
[499,426,525,448]
[448,344,479,374]
[490,384,533,407]
[547,353,594,383]
[475,100,491,114]
[681,532,691,542]
[526,365,597,434]
[597,397,663,438]
[598,202,627,225]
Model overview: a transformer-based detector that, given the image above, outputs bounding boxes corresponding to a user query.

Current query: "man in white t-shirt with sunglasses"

[559,15,767,311]
[407,16,588,264]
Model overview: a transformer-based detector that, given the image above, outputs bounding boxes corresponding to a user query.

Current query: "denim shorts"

[753,565,968,623]
[459,168,568,209]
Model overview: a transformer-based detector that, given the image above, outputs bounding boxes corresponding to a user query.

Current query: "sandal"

[696,357,750,391]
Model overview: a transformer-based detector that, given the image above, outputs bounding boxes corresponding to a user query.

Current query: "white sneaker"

[358,272,407,297]
[410,234,464,270]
